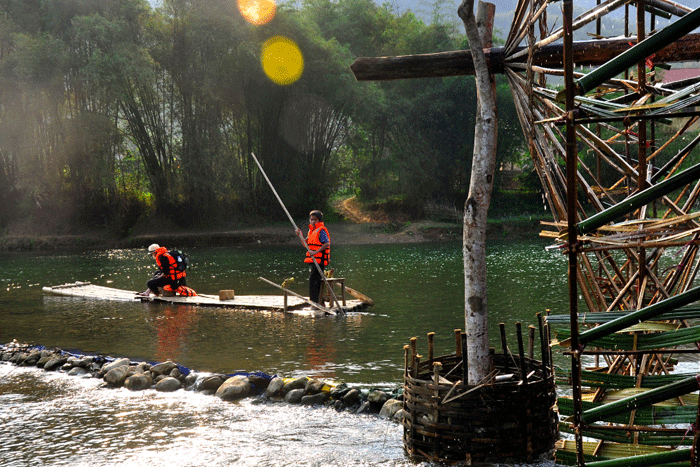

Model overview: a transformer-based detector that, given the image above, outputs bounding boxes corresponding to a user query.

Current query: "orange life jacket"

[304,222,330,266]
[155,247,186,281]
[163,284,197,296]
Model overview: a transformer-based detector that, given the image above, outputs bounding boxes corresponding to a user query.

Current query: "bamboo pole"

[250,153,341,310]
[578,161,700,235]
[584,447,691,467]
[569,285,700,347]
[580,375,700,424]
[574,7,700,96]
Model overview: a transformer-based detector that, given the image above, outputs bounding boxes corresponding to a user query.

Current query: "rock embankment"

[0,341,406,422]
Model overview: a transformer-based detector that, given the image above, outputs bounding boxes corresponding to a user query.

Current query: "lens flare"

[238,0,276,26]
[261,36,304,86]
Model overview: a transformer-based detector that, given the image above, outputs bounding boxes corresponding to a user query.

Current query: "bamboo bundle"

[554,325,700,351]
[547,306,700,324]
[555,367,695,389]
[555,439,691,466]
[557,397,698,425]
[559,425,693,446]
[560,286,700,347]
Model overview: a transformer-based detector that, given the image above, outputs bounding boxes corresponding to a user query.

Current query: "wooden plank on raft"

[258,276,336,315]
[42,282,369,315]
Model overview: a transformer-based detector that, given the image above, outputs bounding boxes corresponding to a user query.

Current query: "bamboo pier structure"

[351,0,700,465]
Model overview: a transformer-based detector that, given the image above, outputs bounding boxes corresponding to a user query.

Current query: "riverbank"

[0,216,547,251]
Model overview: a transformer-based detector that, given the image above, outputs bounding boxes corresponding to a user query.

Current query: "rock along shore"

[0,341,406,422]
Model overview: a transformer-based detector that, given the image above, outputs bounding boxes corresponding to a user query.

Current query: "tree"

[458,0,497,384]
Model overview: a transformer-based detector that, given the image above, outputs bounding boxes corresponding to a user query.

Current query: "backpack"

[169,250,189,272]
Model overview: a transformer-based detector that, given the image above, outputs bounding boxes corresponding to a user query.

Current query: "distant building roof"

[661,68,700,83]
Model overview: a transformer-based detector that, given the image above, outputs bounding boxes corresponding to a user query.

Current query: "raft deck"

[42,282,370,317]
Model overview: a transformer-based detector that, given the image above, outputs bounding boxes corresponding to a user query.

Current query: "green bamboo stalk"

[547,306,700,325]
[567,286,700,346]
[575,7,700,95]
[581,375,700,424]
[556,367,692,389]
[559,398,698,425]
[586,447,691,467]
[556,325,700,351]
[577,161,700,235]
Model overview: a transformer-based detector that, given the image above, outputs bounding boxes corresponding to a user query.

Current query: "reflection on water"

[0,239,567,465]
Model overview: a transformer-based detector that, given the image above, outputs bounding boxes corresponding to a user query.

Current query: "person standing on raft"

[296,210,330,304]
[140,243,191,297]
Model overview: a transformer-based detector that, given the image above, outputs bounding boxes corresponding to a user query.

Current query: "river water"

[0,239,568,466]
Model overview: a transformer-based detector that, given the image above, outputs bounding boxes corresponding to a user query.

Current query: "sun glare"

[238,0,276,26]
[261,36,304,86]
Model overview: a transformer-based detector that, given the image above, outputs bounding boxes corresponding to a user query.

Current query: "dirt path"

[334,195,375,223]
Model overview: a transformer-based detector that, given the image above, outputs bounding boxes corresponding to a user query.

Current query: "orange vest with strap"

[304,222,330,266]
[155,247,186,281]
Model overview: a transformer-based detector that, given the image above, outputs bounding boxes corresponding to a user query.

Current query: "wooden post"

[517,322,527,384]
[461,332,468,385]
[433,361,443,459]
[455,329,462,357]
[499,323,508,355]
[410,337,417,369]
[404,345,410,378]
[428,332,435,364]
[528,325,536,359]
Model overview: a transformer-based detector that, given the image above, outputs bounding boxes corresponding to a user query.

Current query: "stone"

[104,365,130,387]
[36,356,52,368]
[394,409,408,422]
[301,392,329,406]
[135,362,151,374]
[198,375,225,392]
[185,373,198,387]
[248,375,271,394]
[125,373,153,391]
[67,367,88,377]
[101,358,131,374]
[76,357,94,368]
[282,377,308,395]
[169,368,181,379]
[216,375,252,401]
[305,379,325,394]
[342,388,361,404]
[154,374,168,383]
[2,352,12,361]
[356,401,374,414]
[13,353,27,365]
[367,389,389,405]
[150,361,177,376]
[264,377,285,398]
[43,357,68,371]
[379,399,403,418]
[284,388,306,404]
[22,352,40,366]
[154,376,181,392]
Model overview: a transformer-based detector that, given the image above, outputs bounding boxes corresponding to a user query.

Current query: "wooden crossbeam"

[350,33,700,81]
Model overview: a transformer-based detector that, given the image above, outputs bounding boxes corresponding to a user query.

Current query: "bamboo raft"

[42,282,370,316]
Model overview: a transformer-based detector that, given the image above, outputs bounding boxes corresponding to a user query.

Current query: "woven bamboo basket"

[403,352,558,464]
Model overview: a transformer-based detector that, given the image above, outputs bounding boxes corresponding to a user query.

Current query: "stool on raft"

[321,278,346,306]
